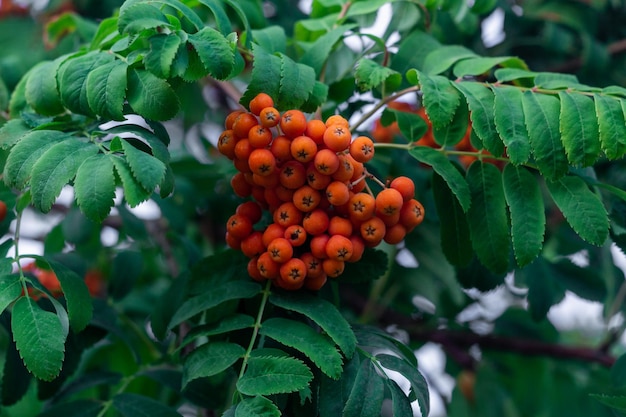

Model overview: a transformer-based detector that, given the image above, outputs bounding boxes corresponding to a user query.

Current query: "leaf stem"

[350,86,420,132]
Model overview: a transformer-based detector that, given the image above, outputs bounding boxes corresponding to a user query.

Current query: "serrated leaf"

[74,154,116,222]
[235,396,281,417]
[432,99,469,147]
[269,291,356,358]
[466,161,510,273]
[432,170,472,267]
[494,68,537,83]
[0,274,21,315]
[36,399,104,417]
[491,86,530,164]
[559,91,600,167]
[104,125,170,164]
[111,157,152,207]
[454,81,503,157]
[341,247,388,283]
[12,296,65,381]
[117,2,171,34]
[418,72,461,129]
[278,54,316,110]
[112,393,181,417]
[342,360,384,417]
[145,34,182,78]
[240,44,281,109]
[377,354,430,417]
[502,164,545,267]
[0,119,31,149]
[522,91,568,181]
[300,24,354,76]
[260,317,343,379]
[422,45,477,75]
[182,341,245,387]
[127,69,179,121]
[300,80,329,113]
[25,60,65,116]
[188,27,235,80]
[180,314,255,350]
[319,353,360,417]
[30,138,99,212]
[591,394,626,412]
[595,94,626,159]
[251,25,286,53]
[57,51,114,116]
[453,56,524,78]
[546,175,609,245]
[85,60,128,121]
[168,280,261,330]
[237,356,313,396]
[389,109,428,142]
[355,58,401,92]
[121,139,166,192]
[409,146,471,211]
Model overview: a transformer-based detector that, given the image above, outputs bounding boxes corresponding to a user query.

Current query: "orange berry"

[217,129,237,159]
[348,192,376,222]
[232,112,258,139]
[325,181,351,206]
[325,235,354,261]
[275,185,295,202]
[253,170,279,188]
[384,223,407,244]
[333,154,354,182]
[247,256,265,282]
[262,223,285,247]
[231,172,252,198]
[225,110,245,130]
[280,109,307,138]
[349,136,375,163]
[400,198,425,230]
[236,201,262,224]
[303,209,330,236]
[273,202,303,228]
[348,235,365,263]
[322,258,345,278]
[279,161,307,190]
[306,163,333,190]
[278,258,307,290]
[257,251,280,279]
[323,124,352,152]
[263,187,282,210]
[290,135,318,163]
[293,185,322,212]
[314,148,340,175]
[225,232,241,250]
[360,216,386,247]
[328,216,353,237]
[248,124,273,148]
[310,234,330,259]
[375,188,404,217]
[267,237,294,263]
[248,149,276,177]
[284,224,307,246]
[305,119,326,144]
[234,138,253,161]
[259,106,280,128]
[249,93,274,116]
[270,135,293,164]
[227,213,253,239]
[300,252,324,279]
[304,272,327,291]
[390,176,415,202]
[325,114,349,128]
[234,157,252,173]
[241,231,265,258]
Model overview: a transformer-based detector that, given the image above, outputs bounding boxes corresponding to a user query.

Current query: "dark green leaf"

[37,399,104,417]
[389,109,428,142]
[278,54,316,110]
[611,353,626,389]
[590,394,626,412]
[491,86,530,164]
[422,45,477,75]
[112,393,182,417]
[559,92,600,167]
[25,60,65,116]
[355,58,401,92]
[236,355,313,396]
[111,157,153,207]
[300,24,354,76]
[109,250,144,301]
[117,2,171,34]
[145,34,181,78]
[387,379,413,417]
[341,247,388,283]
[85,60,128,121]
[234,396,281,417]
[494,68,537,83]
[127,69,180,121]
[104,124,170,163]
[377,354,429,417]
[595,94,626,160]
[2,335,32,406]
[432,99,469,147]
[240,44,282,110]
[342,359,384,417]
[518,257,565,321]
[180,314,255,350]
[354,325,418,367]
[0,119,31,149]
[188,27,235,80]
[74,154,116,222]
[182,341,245,387]
[419,72,461,129]
[121,139,166,192]
[0,274,21,315]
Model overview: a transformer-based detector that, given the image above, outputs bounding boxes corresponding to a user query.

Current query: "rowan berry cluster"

[218,93,425,291]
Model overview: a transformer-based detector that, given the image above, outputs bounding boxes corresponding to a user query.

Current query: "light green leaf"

[0,119,31,149]
[559,92,600,167]
[491,86,530,164]
[74,153,116,222]
[260,317,343,379]
[111,157,152,207]
[355,58,401,92]
[168,280,261,330]
[269,291,356,358]
[234,396,281,417]
[422,45,477,75]
[188,27,235,80]
[534,72,579,89]
[182,341,245,387]
[278,54,317,110]
[30,138,99,212]
[419,72,461,129]
[342,360,384,417]
[85,60,128,121]
[112,393,181,417]
[300,24,354,76]
[236,355,313,396]
[127,69,180,121]
[546,175,609,246]
[240,44,282,110]
[145,34,182,78]
[502,164,545,267]
[117,2,171,34]
[377,354,430,417]
[466,161,510,273]
[494,68,537,83]
[0,274,21,315]
[251,25,286,54]
[522,91,568,181]
[409,146,471,212]
[453,56,524,78]
[25,60,65,116]
[454,81,503,157]
[432,99,469,147]
[12,296,65,381]
[198,0,231,34]
[595,94,626,160]
[121,139,166,192]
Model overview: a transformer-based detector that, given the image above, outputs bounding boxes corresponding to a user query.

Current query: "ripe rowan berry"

[225,232,241,250]
[305,119,326,144]
[300,252,323,279]
[270,135,293,164]
[225,110,245,130]
[217,129,237,159]
[400,198,425,230]
[302,209,330,236]
[267,237,294,263]
[253,170,279,188]
[236,201,262,224]
[360,216,386,247]
[273,202,303,228]
[241,231,265,258]
[325,235,353,261]
[325,114,349,128]
[263,187,282,211]
[384,223,407,244]
[249,93,274,116]
[234,157,252,173]
[293,185,322,212]
[322,258,345,278]
[375,188,404,217]
[280,109,307,138]
[349,136,375,163]
[232,112,258,139]
[333,154,354,182]
[328,216,353,237]
[348,235,365,263]
[279,161,307,190]
[227,213,253,239]
[325,181,351,206]
[304,272,327,291]
[310,234,330,259]
[248,125,273,148]
[259,106,280,128]
[231,173,252,198]
[234,138,253,161]
[389,176,415,202]
[257,252,280,279]
[284,224,307,247]
[278,258,307,290]
[306,163,333,190]
[275,185,295,202]
[348,192,376,222]
[248,149,277,177]
[323,123,352,152]
[262,223,285,247]
[314,148,340,175]
[290,135,318,163]
[248,256,265,282]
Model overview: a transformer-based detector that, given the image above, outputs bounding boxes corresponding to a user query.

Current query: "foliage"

[0,0,626,416]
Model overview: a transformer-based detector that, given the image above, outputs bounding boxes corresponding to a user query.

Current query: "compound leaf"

[377,354,430,417]
[278,54,316,110]
[145,34,181,78]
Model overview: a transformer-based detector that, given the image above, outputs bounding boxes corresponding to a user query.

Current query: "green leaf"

[534,72,579,90]
[37,399,104,417]
[377,354,430,417]
[127,69,180,121]
[74,154,116,222]
[4,131,69,188]
[491,86,531,164]
[278,54,317,110]
[111,157,152,207]
[234,396,281,417]
[595,94,626,160]
[240,44,281,110]
[518,257,565,321]
[300,24,354,76]
[355,58,401,92]
[109,250,144,301]
[260,317,343,379]
[590,394,626,412]
[112,393,182,417]
[168,280,261,329]
[236,355,313,396]
[432,170,472,267]
[387,379,413,417]
[342,359,384,417]
[502,164,545,267]
[454,81,503,157]
[341,247,388,283]
[453,56,524,78]
[353,325,418,367]
[180,314,255,350]
[269,291,356,358]
[432,99,469,147]
[0,119,31,149]
[0,274,21,315]
[409,146,471,212]
[104,124,170,163]
[250,25,286,54]
[494,68,537,83]
[12,296,65,381]
[388,109,428,142]
[30,138,99,213]
[418,72,461,129]
[121,139,166,192]
[466,161,510,273]
[198,0,231,34]
[145,34,181,78]
[422,45,477,75]
[546,175,609,246]
[188,27,235,80]
[25,60,65,116]
[559,92,600,167]
[522,91,568,181]
[117,2,171,34]
[58,51,114,116]
[182,341,245,387]
[85,60,128,121]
